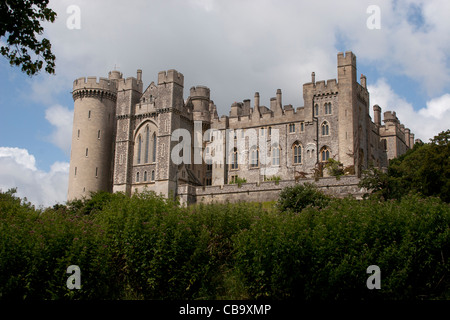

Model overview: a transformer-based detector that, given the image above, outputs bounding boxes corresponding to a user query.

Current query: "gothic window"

[144,171,147,182]
[136,172,140,182]
[272,147,280,166]
[300,122,304,132]
[231,148,238,170]
[292,142,302,164]
[268,126,272,136]
[250,148,259,168]
[314,104,319,116]
[144,126,150,163]
[289,123,296,133]
[321,147,330,162]
[137,135,142,164]
[324,102,332,115]
[322,121,330,136]
[151,170,155,181]
[152,133,157,162]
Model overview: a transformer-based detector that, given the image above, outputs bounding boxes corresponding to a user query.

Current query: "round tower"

[67,74,119,201]
[190,85,211,122]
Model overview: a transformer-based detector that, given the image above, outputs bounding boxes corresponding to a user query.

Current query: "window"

[88,110,91,119]
[231,148,238,170]
[207,164,213,171]
[136,172,140,182]
[230,175,238,184]
[289,123,296,133]
[293,142,302,164]
[144,126,150,163]
[74,167,77,176]
[300,122,304,132]
[314,104,318,116]
[95,167,98,178]
[321,147,330,162]
[151,170,155,181]
[77,129,80,138]
[144,171,147,182]
[85,148,88,157]
[322,121,330,136]
[272,147,280,166]
[261,127,265,136]
[137,135,142,164]
[206,178,212,186]
[325,102,332,115]
[250,148,259,168]
[268,126,272,136]
[152,133,157,162]
[382,139,387,151]
[97,130,101,139]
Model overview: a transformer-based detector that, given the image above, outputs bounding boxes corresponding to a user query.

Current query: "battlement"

[73,76,117,92]
[117,76,143,92]
[337,51,356,67]
[158,69,184,87]
[190,85,210,99]
[313,79,338,92]
[383,111,399,123]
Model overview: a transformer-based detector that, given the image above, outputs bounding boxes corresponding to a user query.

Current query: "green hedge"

[0,189,449,300]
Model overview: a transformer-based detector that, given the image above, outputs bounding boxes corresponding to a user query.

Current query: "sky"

[0,0,449,207]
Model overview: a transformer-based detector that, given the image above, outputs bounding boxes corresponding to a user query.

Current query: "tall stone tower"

[67,75,118,201]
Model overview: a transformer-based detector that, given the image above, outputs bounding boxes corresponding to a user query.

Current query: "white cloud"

[368,78,450,142]
[45,104,73,155]
[0,148,69,208]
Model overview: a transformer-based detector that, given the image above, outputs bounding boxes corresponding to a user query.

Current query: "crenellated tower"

[67,75,118,201]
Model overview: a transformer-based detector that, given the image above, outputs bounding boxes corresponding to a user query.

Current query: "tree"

[277,182,331,213]
[360,130,450,202]
[0,0,57,75]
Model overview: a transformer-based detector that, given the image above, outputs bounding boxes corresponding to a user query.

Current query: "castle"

[67,51,416,204]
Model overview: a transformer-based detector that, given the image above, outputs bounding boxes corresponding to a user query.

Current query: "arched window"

[151,170,155,181]
[137,135,142,164]
[314,104,319,116]
[231,148,238,170]
[321,147,330,162]
[144,126,150,163]
[136,172,140,182]
[250,148,259,168]
[144,171,147,182]
[322,121,330,136]
[272,147,280,166]
[292,142,302,164]
[324,102,332,115]
[152,133,157,162]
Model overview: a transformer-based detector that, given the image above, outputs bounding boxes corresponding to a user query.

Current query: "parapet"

[158,69,184,87]
[190,85,210,99]
[383,111,399,123]
[73,76,117,92]
[117,76,143,92]
[337,51,356,67]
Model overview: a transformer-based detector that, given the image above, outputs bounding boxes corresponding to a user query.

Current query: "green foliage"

[325,158,345,179]
[0,0,56,75]
[233,195,450,300]
[264,176,281,184]
[229,176,247,187]
[360,130,450,202]
[277,182,331,213]
[1,188,449,300]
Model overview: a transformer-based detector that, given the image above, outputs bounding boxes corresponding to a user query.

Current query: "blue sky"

[1,0,449,207]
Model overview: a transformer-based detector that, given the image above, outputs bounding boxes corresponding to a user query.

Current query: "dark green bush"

[277,182,331,213]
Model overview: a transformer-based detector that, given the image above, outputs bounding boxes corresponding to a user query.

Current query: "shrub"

[277,182,331,213]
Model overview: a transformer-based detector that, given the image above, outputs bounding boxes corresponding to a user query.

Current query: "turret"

[373,104,381,126]
[68,74,118,201]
